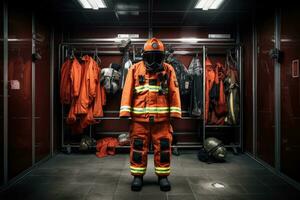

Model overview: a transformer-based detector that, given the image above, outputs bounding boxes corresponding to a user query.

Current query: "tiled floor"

[1,152,300,200]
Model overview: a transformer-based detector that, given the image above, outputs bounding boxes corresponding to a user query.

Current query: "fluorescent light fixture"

[195,0,225,10]
[212,182,225,188]
[210,0,225,9]
[203,0,215,10]
[77,0,92,9]
[77,0,106,9]
[179,37,199,43]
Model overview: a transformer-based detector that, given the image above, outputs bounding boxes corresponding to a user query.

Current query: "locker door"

[256,10,276,167]
[280,8,300,182]
[34,18,50,162]
[0,1,4,185]
[7,7,33,179]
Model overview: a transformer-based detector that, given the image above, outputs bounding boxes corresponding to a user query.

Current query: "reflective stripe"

[135,84,168,93]
[120,106,132,112]
[130,166,146,171]
[155,167,170,174]
[170,107,181,114]
[155,167,170,171]
[130,166,146,174]
[121,106,181,114]
[156,170,170,174]
[132,107,169,114]
[131,169,146,174]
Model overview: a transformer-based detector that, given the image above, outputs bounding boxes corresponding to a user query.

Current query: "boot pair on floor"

[131,176,171,191]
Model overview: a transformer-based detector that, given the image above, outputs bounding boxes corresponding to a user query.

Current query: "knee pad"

[133,151,142,164]
[160,138,170,151]
[160,151,170,163]
[133,138,143,151]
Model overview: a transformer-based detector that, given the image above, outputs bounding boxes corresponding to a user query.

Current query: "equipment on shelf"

[79,135,96,151]
[100,63,121,94]
[118,133,130,146]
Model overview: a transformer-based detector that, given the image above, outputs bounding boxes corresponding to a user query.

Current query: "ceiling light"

[77,0,107,9]
[210,0,225,9]
[211,182,225,188]
[179,38,199,43]
[77,0,92,9]
[195,0,225,10]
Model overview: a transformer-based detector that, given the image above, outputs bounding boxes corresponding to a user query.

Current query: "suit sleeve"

[168,67,182,118]
[71,59,82,97]
[119,66,134,118]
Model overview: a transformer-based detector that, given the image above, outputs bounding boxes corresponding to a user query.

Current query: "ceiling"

[10,0,254,27]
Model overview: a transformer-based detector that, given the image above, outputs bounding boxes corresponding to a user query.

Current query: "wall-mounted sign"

[292,59,299,78]
[10,80,20,90]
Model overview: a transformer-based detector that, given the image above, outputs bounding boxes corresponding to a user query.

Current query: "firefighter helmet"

[79,136,96,151]
[143,38,165,72]
[204,137,226,161]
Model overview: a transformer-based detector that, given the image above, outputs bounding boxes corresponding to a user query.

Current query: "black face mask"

[143,51,165,73]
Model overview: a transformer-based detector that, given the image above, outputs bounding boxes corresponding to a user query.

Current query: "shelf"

[205,125,240,128]
[95,132,199,136]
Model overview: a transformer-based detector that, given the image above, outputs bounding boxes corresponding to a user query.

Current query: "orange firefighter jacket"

[74,55,100,115]
[60,58,82,104]
[119,61,181,122]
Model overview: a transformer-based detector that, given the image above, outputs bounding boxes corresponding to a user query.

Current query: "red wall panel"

[280,8,300,182]
[256,10,275,166]
[35,17,51,162]
[7,7,33,179]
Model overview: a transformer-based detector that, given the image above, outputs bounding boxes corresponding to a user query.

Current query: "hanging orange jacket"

[78,63,107,131]
[119,61,181,122]
[74,55,99,115]
[60,58,82,104]
[96,137,119,158]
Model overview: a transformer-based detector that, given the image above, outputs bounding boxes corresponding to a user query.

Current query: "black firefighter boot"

[158,176,171,191]
[131,176,143,191]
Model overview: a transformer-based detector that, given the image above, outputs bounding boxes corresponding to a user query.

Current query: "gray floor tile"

[195,194,219,200]
[89,183,118,194]
[168,194,196,200]
[1,152,300,200]
[113,194,140,200]
[167,176,193,194]
[84,193,114,200]
[140,193,167,200]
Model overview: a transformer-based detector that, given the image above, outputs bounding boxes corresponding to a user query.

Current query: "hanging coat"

[166,53,191,96]
[188,56,203,117]
[224,66,240,125]
[60,58,82,104]
[74,55,99,115]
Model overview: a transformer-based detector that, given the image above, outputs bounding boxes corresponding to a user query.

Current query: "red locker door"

[256,10,276,167]
[280,8,300,182]
[7,7,32,180]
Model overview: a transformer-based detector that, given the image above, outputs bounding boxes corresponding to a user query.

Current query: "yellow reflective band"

[155,167,170,171]
[132,107,170,114]
[170,107,181,114]
[155,170,170,174]
[120,106,132,112]
[170,107,181,111]
[134,84,169,93]
[131,169,146,174]
[130,166,146,171]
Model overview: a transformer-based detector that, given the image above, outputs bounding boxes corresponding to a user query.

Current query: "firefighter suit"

[119,38,181,190]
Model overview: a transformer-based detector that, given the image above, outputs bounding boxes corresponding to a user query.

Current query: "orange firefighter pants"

[130,121,173,177]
